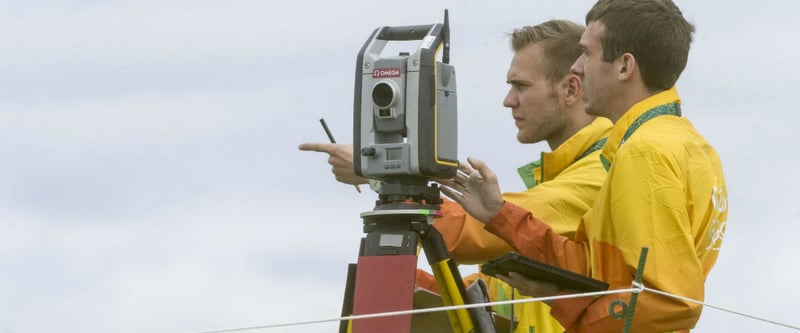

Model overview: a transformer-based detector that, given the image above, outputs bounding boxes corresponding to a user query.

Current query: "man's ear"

[562,74,583,106]
[618,53,637,81]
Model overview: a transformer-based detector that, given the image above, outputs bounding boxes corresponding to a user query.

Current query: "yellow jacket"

[485,88,728,333]
[425,117,612,333]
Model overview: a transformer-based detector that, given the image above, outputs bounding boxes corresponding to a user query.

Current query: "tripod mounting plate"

[360,208,442,219]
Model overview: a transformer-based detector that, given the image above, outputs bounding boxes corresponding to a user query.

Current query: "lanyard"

[600,103,682,171]
[620,103,681,146]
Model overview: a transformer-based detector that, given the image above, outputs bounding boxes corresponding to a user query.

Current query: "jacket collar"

[518,117,612,188]
[600,87,682,165]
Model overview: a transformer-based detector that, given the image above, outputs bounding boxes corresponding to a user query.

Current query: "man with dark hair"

[301,20,612,333]
[441,1,728,332]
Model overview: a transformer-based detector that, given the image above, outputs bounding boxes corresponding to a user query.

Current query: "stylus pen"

[319,118,361,193]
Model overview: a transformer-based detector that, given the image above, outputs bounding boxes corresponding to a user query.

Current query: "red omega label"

[372,68,401,78]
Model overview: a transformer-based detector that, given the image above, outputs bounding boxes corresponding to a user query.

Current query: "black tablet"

[481,252,609,292]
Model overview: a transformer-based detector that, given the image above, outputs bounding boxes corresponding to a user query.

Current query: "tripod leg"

[428,259,475,332]
[340,263,357,333]
[420,227,482,333]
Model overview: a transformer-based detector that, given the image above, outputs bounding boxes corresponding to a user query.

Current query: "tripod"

[340,179,493,333]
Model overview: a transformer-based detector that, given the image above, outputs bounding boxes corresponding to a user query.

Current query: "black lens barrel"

[372,82,395,108]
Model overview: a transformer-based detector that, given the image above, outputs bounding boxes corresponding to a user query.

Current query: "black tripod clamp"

[373,179,444,207]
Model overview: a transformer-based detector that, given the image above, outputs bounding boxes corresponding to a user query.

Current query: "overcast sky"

[1,0,798,332]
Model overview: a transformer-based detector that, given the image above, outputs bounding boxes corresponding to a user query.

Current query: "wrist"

[483,200,505,222]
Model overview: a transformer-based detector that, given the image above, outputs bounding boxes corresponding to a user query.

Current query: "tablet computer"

[481,252,609,292]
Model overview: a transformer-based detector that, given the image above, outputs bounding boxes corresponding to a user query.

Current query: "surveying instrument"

[339,10,494,333]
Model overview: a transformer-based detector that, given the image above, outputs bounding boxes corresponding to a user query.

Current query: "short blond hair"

[510,20,585,85]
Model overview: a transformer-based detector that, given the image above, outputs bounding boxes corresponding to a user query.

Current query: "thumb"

[298,142,333,153]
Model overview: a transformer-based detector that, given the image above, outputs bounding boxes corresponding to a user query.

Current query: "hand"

[298,143,369,185]
[496,272,561,302]
[437,157,504,222]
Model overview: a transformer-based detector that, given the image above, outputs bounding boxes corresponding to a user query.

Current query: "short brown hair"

[510,20,585,85]
[586,0,694,92]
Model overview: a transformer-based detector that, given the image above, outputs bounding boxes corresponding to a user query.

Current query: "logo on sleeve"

[706,186,728,251]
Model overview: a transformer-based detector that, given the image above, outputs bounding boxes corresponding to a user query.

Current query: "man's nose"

[571,55,585,76]
[503,91,517,108]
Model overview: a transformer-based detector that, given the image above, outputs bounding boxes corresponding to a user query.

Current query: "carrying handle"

[374,9,450,64]
[377,24,437,41]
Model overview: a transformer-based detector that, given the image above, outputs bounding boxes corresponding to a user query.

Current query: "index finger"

[457,160,475,175]
[467,157,496,182]
[298,142,334,153]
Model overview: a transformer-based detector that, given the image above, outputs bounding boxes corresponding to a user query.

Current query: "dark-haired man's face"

[572,21,615,119]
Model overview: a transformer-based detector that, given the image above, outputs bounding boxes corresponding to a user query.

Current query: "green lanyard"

[574,137,608,162]
[600,103,681,171]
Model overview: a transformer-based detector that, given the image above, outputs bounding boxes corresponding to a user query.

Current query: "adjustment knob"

[361,147,377,157]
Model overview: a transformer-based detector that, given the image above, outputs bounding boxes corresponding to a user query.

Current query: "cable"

[641,286,800,331]
[188,282,800,333]
[189,288,638,333]
[509,287,515,333]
